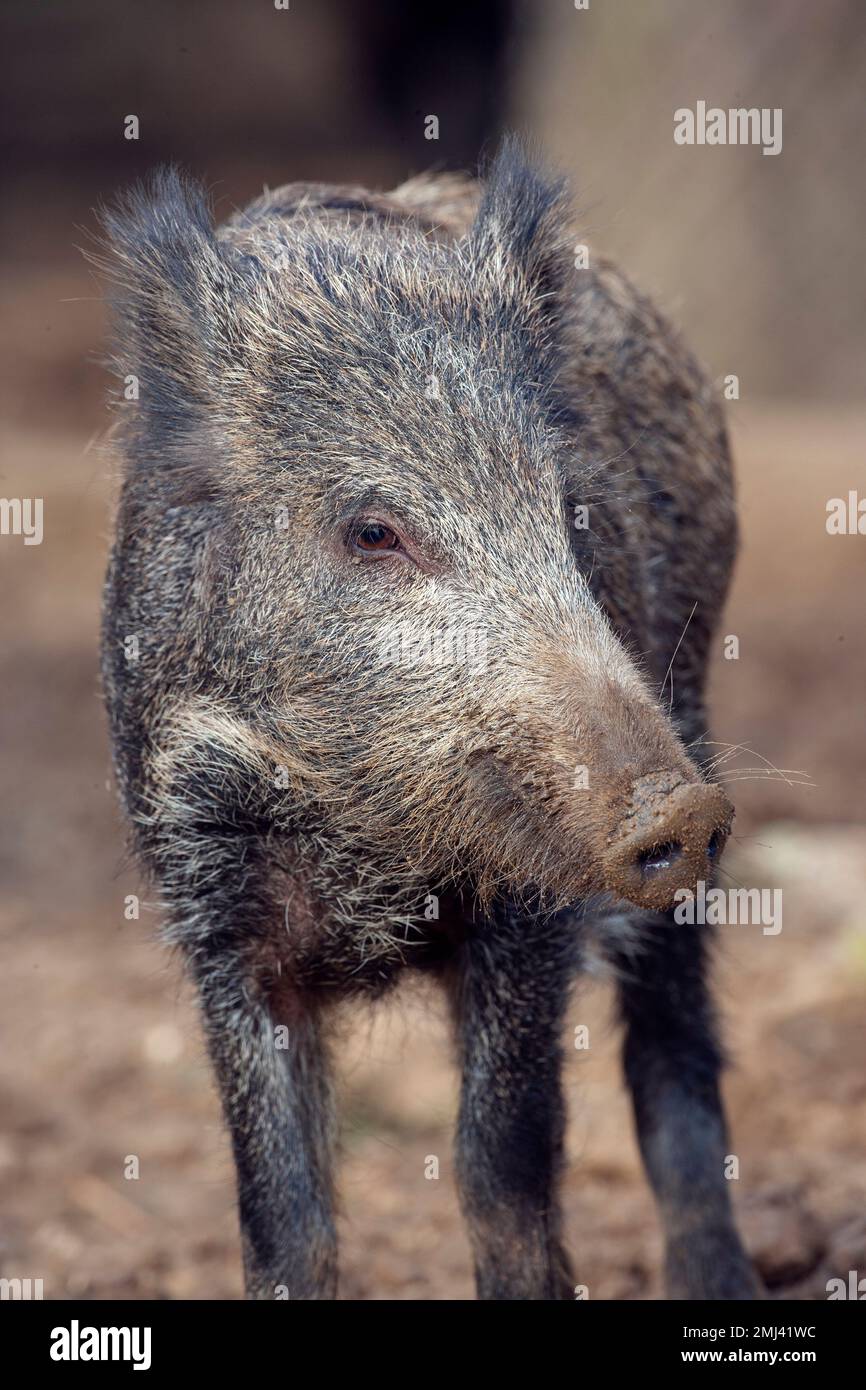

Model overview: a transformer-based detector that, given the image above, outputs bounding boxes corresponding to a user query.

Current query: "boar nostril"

[601,778,734,912]
[638,841,683,876]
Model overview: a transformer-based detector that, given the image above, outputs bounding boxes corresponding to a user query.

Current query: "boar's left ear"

[97,167,254,434]
[468,135,573,363]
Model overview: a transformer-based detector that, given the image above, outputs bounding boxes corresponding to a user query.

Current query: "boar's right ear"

[97,168,251,432]
[468,137,573,357]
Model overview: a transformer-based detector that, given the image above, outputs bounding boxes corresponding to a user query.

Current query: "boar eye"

[351,521,401,555]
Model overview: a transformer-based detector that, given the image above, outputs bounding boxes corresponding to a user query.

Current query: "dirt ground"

[0,393,864,1299]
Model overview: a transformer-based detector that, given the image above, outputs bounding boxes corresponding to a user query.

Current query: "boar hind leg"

[195,963,338,1300]
[613,917,761,1300]
[446,905,576,1300]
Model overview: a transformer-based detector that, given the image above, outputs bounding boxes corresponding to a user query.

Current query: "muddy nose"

[602,773,733,913]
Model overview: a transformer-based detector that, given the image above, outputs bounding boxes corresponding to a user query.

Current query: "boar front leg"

[613,915,762,1300]
[446,904,576,1300]
[144,704,338,1298]
[194,961,338,1299]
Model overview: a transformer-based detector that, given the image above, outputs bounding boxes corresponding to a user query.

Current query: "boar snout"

[601,772,733,913]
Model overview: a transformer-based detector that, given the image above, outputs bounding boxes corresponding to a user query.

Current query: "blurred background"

[1,0,864,1299]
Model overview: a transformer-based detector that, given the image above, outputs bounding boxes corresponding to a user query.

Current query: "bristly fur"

[98,138,759,1300]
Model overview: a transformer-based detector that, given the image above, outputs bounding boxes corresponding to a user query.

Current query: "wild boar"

[100,138,760,1300]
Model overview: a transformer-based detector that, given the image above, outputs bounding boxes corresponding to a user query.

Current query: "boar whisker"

[660,600,698,713]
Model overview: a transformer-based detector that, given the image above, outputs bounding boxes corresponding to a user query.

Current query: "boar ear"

[98,167,250,428]
[469,135,573,331]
